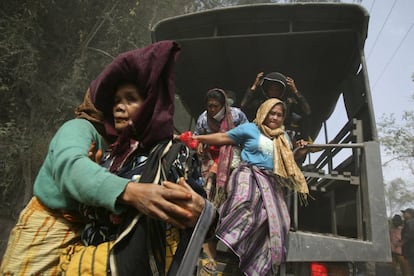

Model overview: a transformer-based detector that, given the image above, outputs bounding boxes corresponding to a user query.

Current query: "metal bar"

[323,121,328,143]
[305,143,364,149]
[303,141,362,173]
[330,191,337,235]
[173,29,356,42]
[293,191,298,230]
[330,118,357,144]
[304,172,358,183]
[309,119,361,169]
[356,186,363,239]
[354,120,364,240]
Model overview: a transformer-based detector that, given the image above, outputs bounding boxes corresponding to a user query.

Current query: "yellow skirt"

[0,197,81,276]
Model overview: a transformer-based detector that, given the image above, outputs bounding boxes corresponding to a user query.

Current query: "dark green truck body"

[152,3,391,275]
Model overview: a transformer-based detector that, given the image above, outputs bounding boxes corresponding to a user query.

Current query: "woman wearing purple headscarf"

[1,41,206,276]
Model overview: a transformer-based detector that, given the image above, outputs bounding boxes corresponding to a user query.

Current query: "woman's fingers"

[164,178,205,227]
[87,141,103,163]
[121,183,191,227]
[88,141,97,159]
[94,149,103,163]
[149,198,189,229]
[122,180,205,229]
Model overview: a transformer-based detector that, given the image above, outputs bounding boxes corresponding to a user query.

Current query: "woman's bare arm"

[193,132,235,146]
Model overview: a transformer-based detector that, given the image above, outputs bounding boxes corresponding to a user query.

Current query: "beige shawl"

[253,98,309,197]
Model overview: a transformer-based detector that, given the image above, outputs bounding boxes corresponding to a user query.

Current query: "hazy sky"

[361,0,413,181]
[361,0,414,117]
[332,0,414,181]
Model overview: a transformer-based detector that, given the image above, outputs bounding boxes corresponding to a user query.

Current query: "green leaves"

[378,110,414,166]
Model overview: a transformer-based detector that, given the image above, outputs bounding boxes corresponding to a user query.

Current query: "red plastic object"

[179,131,199,149]
[310,262,328,276]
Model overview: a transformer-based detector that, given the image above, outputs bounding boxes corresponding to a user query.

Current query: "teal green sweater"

[33,119,129,213]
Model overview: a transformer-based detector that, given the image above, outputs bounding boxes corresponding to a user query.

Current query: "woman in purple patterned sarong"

[193,98,309,275]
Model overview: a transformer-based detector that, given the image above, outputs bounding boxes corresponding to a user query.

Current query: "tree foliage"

[384,178,414,217]
[0,1,207,239]
[378,99,414,173]
[378,83,414,216]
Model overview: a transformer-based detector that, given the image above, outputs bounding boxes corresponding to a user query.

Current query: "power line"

[367,0,375,14]
[366,0,397,60]
[372,22,414,90]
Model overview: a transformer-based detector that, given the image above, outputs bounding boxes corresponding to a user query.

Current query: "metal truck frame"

[152,3,390,275]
